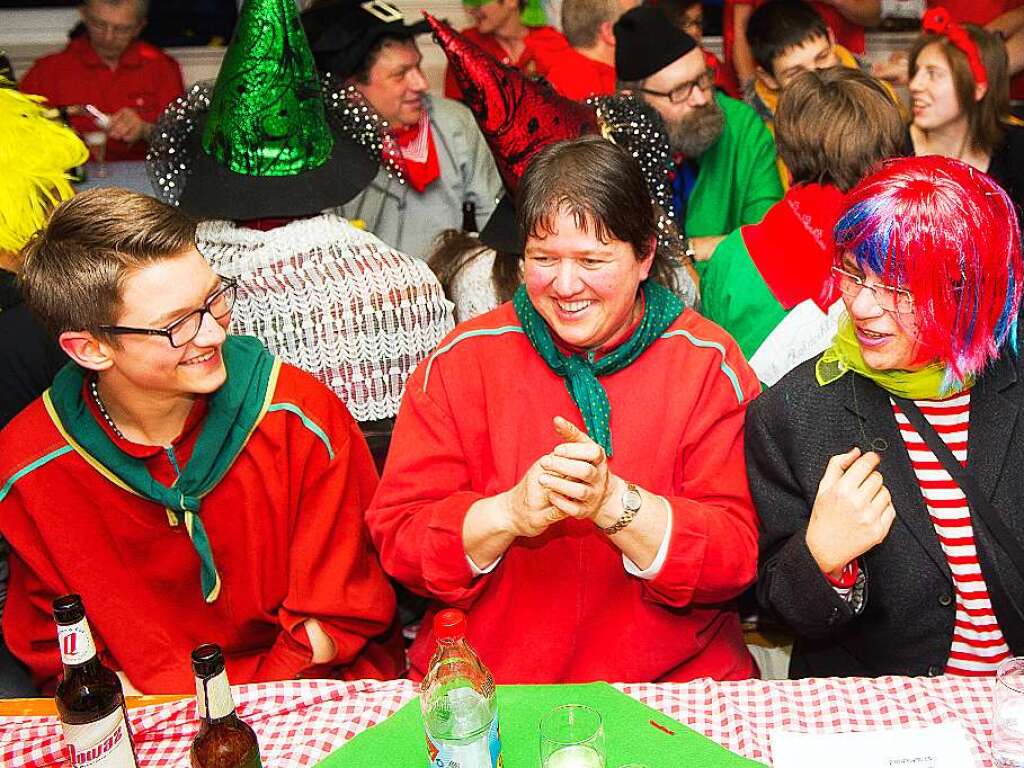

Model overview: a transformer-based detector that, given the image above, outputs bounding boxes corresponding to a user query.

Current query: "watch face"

[622,487,642,512]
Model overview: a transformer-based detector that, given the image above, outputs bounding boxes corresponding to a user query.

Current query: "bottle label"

[426,714,502,768]
[58,617,97,666]
[62,707,137,768]
[196,669,235,721]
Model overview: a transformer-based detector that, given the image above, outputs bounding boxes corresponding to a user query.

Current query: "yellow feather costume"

[0,79,88,255]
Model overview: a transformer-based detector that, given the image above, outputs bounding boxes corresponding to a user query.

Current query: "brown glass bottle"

[190,644,262,768]
[53,594,139,768]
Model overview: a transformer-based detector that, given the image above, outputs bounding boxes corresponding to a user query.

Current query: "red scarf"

[741,183,846,311]
[393,113,440,193]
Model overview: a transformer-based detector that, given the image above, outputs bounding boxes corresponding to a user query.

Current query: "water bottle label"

[426,714,502,768]
[62,707,137,768]
[58,617,97,666]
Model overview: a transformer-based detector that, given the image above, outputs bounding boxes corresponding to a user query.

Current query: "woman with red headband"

[749,156,1024,678]
[908,8,1024,216]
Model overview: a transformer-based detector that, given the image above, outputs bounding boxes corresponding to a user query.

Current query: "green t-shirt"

[685,92,784,237]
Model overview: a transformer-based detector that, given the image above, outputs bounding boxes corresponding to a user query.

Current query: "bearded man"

[615,6,782,262]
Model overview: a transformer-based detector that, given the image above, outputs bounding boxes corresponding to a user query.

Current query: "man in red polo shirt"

[20,0,184,162]
[544,0,637,100]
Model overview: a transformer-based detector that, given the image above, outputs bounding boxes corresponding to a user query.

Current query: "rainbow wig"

[833,155,1022,385]
[0,80,88,256]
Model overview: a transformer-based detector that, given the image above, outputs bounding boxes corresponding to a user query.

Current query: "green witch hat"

[174,0,377,219]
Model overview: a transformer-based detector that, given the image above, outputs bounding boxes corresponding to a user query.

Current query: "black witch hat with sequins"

[146,0,377,219]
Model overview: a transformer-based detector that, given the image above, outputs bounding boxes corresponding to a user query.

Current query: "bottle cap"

[191,643,226,678]
[433,609,466,641]
[52,594,85,625]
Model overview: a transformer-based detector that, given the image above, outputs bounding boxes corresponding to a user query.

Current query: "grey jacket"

[339,95,503,261]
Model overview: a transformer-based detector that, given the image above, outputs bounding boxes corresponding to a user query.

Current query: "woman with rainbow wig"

[747,155,1024,678]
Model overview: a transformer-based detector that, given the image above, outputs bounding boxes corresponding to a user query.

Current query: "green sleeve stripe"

[0,445,74,503]
[423,325,525,391]
[266,403,335,461]
[660,330,746,404]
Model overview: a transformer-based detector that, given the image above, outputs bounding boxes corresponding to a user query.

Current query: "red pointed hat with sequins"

[424,12,598,194]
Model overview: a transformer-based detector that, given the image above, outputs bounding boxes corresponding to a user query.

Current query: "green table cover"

[317,682,767,767]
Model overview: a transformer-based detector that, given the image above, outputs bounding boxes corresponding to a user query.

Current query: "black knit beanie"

[614,6,698,81]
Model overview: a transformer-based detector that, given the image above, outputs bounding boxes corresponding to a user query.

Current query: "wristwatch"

[601,483,642,536]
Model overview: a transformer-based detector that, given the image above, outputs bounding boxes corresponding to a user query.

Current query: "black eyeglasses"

[98,278,238,348]
[635,70,714,104]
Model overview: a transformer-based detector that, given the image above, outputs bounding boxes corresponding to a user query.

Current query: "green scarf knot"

[816,314,970,399]
[513,281,683,455]
[45,335,278,603]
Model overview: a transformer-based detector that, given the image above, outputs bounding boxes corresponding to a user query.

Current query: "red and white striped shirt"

[893,391,1011,676]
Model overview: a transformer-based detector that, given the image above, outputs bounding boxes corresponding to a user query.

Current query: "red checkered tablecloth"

[0,675,996,767]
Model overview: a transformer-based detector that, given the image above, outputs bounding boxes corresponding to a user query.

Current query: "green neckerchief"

[815,315,969,399]
[513,281,683,455]
[45,335,278,602]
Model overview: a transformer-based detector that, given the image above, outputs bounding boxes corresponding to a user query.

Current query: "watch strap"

[601,482,641,535]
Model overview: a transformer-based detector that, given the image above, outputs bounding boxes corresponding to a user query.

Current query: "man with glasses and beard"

[615,6,783,263]
[0,189,403,695]
[20,0,184,162]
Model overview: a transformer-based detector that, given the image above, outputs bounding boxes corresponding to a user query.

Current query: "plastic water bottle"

[420,609,503,768]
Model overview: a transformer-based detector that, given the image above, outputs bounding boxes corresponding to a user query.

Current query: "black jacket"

[746,352,1024,678]
[0,270,66,431]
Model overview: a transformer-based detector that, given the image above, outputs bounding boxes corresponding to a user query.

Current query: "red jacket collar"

[82,377,209,459]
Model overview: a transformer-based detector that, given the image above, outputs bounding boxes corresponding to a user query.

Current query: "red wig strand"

[833,156,1022,381]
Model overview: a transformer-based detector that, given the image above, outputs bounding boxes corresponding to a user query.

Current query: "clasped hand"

[806,447,896,577]
[504,416,620,537]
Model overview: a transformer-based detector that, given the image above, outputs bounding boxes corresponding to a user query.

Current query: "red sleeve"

[824,559,860,588]
[18,60,55,104]
[643,328,762,608]
[3,520,122,695]
[365,363,492,609]
[252,395,400,682]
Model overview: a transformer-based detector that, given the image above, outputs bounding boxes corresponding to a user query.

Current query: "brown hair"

[517,135,680,293]
[776,67,906,192]
[20,187,197,338]
[909,25,1009,154]
[428,230,521,320]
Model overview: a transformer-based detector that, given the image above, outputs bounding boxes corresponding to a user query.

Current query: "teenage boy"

[745,0,846,125]
[0,188,402,694]
[743,0,898,186]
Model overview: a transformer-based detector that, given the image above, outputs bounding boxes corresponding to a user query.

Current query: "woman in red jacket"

[368,136,761,684]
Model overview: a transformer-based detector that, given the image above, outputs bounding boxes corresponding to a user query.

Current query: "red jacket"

[544,47,616,100]
[444,26,571,101]
[367,303,761,683]
[20,36,184,161]
[0,360,401,693]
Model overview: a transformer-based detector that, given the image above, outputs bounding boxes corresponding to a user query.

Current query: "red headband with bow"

[921,7,988,88]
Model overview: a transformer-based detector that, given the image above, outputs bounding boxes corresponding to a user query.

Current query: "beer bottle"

[190,644,262,768]
[53,594,139,768]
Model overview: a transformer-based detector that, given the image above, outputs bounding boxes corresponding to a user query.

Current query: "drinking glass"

[994,657,1024,767]
[83,131,108,178]
[540,704,605,768]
